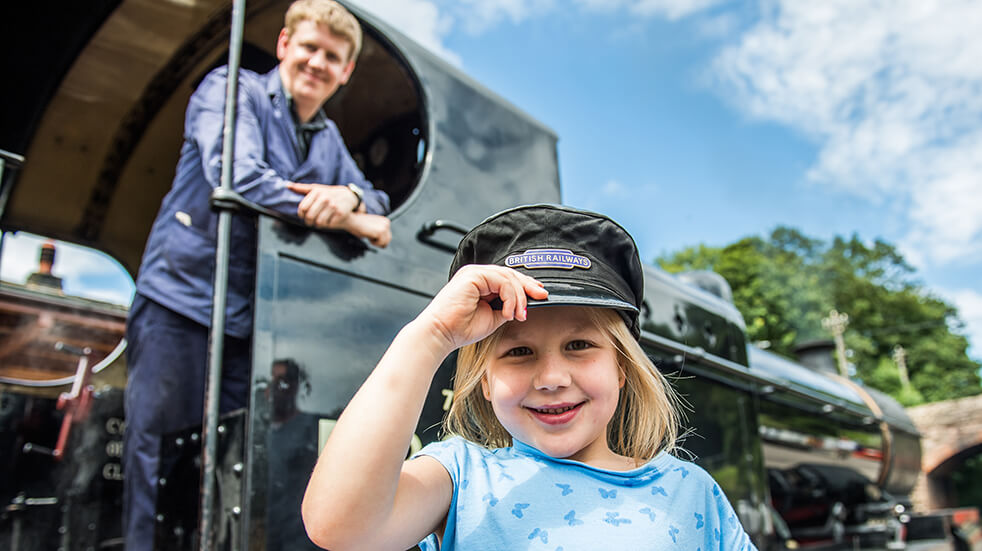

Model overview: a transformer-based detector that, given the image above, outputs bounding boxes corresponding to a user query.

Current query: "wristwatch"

[346,183,364,212]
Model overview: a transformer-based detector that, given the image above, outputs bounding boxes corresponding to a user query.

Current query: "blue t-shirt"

[415,437,757,550]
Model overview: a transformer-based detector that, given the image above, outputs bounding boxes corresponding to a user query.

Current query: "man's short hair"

[284,0,363,62]
[273,358,302,386]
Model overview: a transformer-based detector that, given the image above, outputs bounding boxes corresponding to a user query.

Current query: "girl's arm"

[301,265,547,550]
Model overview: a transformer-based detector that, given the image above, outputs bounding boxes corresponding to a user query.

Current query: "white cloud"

[939,287,982,361]
[574,0,726,20]
[573,0,628,12]
[695,12,740,39]
[347,0,462,65]
[629,0,727,20]
[349,0,729,65]
[454,0,556,34]
[711,0,982,268]
[602,179,627,196]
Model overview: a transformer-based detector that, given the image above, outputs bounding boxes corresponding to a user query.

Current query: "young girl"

[302,204,758,550]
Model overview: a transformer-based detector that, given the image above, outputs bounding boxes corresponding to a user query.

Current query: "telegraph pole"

[893,344,911,389]
[822,309,850,377]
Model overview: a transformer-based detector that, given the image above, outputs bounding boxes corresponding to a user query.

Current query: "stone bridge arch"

[907,393,982,510]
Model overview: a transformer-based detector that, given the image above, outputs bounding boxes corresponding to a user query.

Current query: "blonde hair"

[284,0,363,62]
[445,308,680,462]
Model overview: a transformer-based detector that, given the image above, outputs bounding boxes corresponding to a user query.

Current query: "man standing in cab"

[123,1,390,548]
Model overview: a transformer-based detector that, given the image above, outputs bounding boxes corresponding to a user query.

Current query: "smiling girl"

[302,204,758,550]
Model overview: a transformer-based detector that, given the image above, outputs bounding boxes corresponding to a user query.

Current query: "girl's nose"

[533,355,571,390]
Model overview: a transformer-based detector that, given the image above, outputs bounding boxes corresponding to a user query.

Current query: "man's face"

[276,19,355,119]
[270,362,298,418]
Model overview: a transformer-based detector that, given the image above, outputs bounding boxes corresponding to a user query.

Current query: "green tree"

[656,227,980,405]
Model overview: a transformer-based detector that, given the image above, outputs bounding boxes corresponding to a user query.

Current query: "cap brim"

[528,280,639,314]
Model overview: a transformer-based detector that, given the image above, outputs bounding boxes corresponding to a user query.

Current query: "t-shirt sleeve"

[417,533,439,551]
[667,457,759,551]
[411,436,467,485]
[709,480,759,550]
[410,437,469,551]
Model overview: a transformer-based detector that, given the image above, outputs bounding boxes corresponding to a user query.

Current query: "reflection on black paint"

[266,358,320,551]
[671,372,762,502]
[252,248,456,551]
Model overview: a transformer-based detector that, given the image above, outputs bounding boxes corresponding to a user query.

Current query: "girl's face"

[481,306,625,465]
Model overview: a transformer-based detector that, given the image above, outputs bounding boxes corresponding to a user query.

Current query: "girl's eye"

[504,346,532,357]
[566,340,593,351]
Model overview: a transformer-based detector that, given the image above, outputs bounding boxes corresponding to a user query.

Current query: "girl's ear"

[481,373,492,401]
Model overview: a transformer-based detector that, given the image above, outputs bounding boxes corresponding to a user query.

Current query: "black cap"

[450,204,644,339]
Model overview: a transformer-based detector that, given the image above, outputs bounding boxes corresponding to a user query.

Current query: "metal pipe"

[0,149,27,277]
[0,149,26,224]
[200,0,247,548]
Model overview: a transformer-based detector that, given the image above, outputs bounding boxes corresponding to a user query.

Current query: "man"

[122,1,390,548]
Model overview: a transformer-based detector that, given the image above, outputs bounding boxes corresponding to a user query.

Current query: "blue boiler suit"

[123,65,389,550]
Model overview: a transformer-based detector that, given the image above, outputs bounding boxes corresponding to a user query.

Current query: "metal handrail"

[200,0,246,548]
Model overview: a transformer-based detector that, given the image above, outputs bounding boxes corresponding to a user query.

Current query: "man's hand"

[287,181,391,248]
[287,182,360,228]
[342,214,392,248]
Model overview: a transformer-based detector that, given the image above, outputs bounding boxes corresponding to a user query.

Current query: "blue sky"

[2,0,979,363]
[0,232,135,305]
[350,0,982,360]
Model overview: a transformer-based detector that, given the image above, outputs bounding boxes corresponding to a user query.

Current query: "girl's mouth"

[526,402,584,425]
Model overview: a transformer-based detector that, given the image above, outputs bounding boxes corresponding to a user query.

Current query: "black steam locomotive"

[0,1,923,549]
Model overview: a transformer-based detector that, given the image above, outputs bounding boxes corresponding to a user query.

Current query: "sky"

[346,0,982,360]
[2,0,979,362]
[0,232,135,306]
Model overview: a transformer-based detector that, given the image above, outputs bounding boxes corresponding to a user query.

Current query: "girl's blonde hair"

[445,307,680,461]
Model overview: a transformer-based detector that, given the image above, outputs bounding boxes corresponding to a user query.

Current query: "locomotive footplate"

[155,409,245,551]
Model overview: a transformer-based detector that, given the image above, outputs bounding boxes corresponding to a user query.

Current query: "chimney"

[26,241,64,292]
[793,339,838,374]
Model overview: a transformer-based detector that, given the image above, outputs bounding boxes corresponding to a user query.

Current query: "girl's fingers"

[504,271,547,319]
[429,265,548,346]
[510,272,531,321]
[489,267,542,322]
[523,276,549,301]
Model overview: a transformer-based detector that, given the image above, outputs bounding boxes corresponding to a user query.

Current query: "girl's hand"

[417,265,548,352]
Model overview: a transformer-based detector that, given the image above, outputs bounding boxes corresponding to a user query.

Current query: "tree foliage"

[656,227,980,405]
